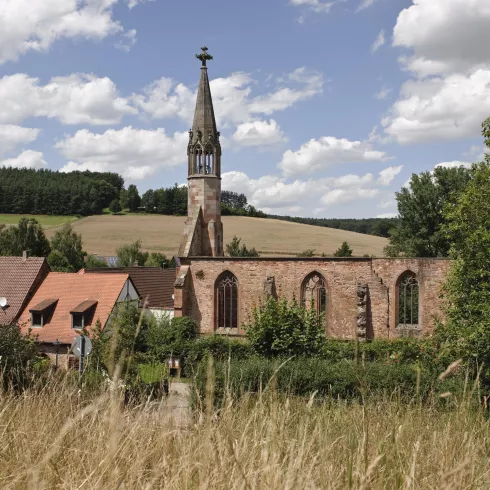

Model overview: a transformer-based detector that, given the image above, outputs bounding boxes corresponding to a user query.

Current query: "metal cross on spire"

[196,46,213,67]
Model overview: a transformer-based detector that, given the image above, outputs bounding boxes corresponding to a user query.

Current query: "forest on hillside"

[0,168,397,237]
[0,168,123,216]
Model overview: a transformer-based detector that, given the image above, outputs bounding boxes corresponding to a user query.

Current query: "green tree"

[333,241,353,257]
[85,254,108,268]
[116,240,149,266]
[90,303,153,376]
[0,323,38,390]
[47,250,74,272]
[127,184,141,212]
[109,199,122,215]
[0,218,50,257]
[245,296,325,357]
[225,236,260,257]
[435,118,490,384]
[146,316,198,361]
[144,252,174,268]
[119,188,128,210]
[386,166,471,257]
[50,224,86,271]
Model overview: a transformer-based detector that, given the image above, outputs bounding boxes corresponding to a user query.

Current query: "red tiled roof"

[86,267,176,309]
[18,272,131,344]
[0,257,48,325]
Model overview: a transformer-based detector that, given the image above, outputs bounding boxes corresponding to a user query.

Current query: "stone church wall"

[176,257,451,339]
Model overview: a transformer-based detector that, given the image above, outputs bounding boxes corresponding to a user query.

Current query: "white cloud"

[222,170,380,213]
[393,0,490,77]
[378,165,403,185]
[132,76,197,121]
[0,73,137,125]
[114,29,137,52]
[0,0,124,65]
[232,120,287,147]
[56,126,188,180]
[289,0,335,13]
[382,70,490,144]
[434,160,472,169]
[0,125,39,156]
[375,87,391,100]
[376,212,397,218]
[356,0,380,12]
[0,150,47,169]
[278,136,390,178]
[127,0,153,8]
[371,30,385,53]
[134,68,323,127]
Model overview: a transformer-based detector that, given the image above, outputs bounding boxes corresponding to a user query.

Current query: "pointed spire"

[191,46,218,145]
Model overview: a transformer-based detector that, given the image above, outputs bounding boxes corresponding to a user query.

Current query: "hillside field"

[0,214,78,229]
[35,214,389,257]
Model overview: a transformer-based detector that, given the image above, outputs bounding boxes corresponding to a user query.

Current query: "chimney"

[22,250,27,262]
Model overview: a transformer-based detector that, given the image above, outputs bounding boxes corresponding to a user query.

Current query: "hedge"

[193,357,466,407]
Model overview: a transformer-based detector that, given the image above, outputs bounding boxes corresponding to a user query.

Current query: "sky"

[1,0,489,219]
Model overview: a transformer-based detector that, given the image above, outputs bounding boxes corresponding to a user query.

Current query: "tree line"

[0,167,397,238]
[0,168,123,216]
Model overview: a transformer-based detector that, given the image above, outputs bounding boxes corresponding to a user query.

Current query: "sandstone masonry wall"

[176,257,451,339]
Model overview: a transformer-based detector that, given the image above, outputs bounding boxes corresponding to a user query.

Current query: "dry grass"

[1,376,489,489]
[45,215,388,257]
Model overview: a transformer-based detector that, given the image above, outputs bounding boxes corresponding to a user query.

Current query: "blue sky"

[1,0,489,218]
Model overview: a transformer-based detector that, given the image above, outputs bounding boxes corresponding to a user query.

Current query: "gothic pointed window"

[195,147,203,174]
[301,272,327,320]
[216,271,238,329]
[203,145,214,174]
[397,271,419,334]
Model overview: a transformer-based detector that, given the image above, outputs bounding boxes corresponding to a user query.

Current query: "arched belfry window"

[204,146,214,174]
[195,147,203,174]
[216,271,238,329]
[301,272,327,320]
[397,271,419,330]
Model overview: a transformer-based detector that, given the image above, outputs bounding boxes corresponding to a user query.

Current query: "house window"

[72,313,84,329]
[301,272,327,320]
[397,271,419,335]
[32,312,43,328]
[216,272,238,329]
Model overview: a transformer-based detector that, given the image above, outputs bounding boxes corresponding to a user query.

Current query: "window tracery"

[216,272,238,329]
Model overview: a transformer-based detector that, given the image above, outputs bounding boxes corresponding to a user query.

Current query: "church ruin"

[174,47,450,340]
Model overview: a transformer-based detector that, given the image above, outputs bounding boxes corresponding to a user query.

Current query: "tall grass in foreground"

[0,372,489,489]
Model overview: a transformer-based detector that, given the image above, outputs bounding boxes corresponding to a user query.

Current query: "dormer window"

[70,300,98,330]
[32,311,43,328]
[29,299,58,328]
[72,313,85,329]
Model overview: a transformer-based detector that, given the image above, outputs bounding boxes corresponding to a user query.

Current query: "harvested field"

[45,214,388,257]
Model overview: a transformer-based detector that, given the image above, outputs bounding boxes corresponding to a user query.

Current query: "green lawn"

[0,214,79,229]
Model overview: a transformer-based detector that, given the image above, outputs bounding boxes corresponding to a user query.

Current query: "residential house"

[0,255,50,325]
[18,270,139,368]
[86,267,176,320]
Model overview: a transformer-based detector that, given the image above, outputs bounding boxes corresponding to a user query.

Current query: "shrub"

[0,323,38,390]
[194,357,466,408]
[245,296,325,357]
[333,241,353,257]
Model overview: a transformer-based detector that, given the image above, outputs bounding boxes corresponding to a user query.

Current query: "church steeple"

[188,46,221,177]
[179,46,223,258]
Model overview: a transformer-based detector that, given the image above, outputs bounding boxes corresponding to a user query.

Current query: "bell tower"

[179,46,223,257]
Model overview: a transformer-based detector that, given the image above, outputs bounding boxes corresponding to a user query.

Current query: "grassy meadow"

[0,214,79,229]
[0,373,488,489]
[41,214,388,257]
